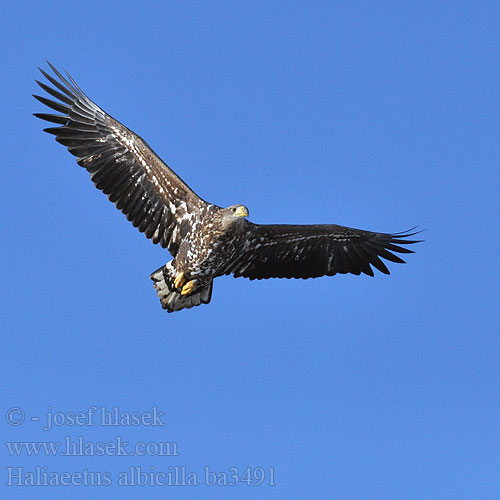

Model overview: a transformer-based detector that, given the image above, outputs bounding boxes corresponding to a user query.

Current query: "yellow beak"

[234,205,249,217]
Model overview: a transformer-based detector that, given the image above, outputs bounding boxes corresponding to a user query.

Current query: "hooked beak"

[234,206,249,218]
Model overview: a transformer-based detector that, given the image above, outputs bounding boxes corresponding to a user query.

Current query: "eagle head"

[227,204,249,218]
[221,204,249,228]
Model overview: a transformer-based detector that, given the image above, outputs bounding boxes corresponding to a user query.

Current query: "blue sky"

[2,1,499,498]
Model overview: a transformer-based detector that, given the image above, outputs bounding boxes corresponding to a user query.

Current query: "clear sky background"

[1,1,499,499]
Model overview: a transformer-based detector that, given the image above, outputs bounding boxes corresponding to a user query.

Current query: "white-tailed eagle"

[34,63,420,312]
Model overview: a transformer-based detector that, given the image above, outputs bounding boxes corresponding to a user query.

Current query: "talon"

[181,280,195,295]
[174,271,186,289]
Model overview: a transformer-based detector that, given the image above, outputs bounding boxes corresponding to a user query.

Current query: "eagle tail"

[150,263,213,313]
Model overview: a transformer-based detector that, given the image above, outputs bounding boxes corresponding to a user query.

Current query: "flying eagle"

[34,63,420,312]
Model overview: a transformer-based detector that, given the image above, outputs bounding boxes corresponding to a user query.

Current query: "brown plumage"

[34,63,421,313]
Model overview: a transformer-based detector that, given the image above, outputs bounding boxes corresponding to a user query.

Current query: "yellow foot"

[181,280,196,296]
[174,271,186,290]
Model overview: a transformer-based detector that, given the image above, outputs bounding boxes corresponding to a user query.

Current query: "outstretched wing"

[228,224,421,279]
[34,63,211,256]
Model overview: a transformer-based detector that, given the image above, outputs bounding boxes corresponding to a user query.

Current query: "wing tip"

[391,226,426,242]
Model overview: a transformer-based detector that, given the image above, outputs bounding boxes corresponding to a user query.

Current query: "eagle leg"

[181,280,196,296]
[174,271,186,290]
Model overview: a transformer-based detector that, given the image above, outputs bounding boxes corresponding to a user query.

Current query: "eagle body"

[34,64,421,313]
[176,206,250,279]
[151,206,251,311]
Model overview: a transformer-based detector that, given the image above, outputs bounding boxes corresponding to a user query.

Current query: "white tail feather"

[150,263,213,313]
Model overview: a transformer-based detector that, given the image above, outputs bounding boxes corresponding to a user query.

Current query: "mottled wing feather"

[34,63,210,256]
[229,224,421,280]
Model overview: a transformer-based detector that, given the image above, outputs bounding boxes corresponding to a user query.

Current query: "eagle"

[34,63,420,313]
